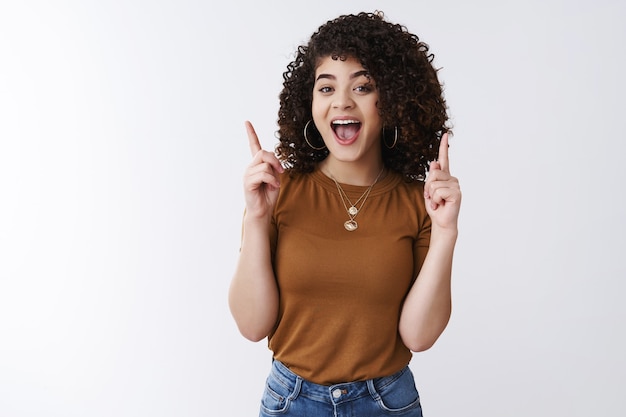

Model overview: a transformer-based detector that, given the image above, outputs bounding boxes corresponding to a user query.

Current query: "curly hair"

[275,11,451,181]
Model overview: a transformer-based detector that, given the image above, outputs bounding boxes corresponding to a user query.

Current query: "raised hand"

[424,133,462,231]
[243,121,284,220]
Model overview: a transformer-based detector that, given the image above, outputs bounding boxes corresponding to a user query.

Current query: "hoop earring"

[303,120,326,150]
[383,126,398,149]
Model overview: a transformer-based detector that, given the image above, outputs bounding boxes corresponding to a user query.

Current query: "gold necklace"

[330,167,384,231]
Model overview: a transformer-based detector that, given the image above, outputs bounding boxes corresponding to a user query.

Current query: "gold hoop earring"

[304,120,326,150]
[383,126,398,149]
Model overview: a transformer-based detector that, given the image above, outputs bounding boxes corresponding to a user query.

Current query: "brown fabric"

[267,169,431,385]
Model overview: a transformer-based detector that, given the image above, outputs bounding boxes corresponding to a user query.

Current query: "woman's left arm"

[399,133,462,352]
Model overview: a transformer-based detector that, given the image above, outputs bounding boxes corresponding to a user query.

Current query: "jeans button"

[332,388,342,399]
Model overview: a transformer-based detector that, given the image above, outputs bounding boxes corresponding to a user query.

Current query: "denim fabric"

[259,360,423,417]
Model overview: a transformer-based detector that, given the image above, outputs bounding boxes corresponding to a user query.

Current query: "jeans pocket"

[372,367,422,414]
[259,369,296,415]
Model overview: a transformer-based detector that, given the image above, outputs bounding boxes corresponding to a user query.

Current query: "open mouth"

[331,119,361,141]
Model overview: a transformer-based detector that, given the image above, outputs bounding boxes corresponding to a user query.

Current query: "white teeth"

[332,120,359,125]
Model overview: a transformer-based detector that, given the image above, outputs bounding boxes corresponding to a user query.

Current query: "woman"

[229,11,461,416]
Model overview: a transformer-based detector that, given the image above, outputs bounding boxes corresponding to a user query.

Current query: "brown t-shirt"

[268,168,431,385]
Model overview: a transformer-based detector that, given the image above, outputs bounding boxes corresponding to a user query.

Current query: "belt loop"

[289,374,303,400]
[366,379,380,401]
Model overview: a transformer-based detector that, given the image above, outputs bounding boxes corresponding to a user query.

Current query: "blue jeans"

[259,360,423,417]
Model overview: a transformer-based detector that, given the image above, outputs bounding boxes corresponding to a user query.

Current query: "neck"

[320,159,385,186]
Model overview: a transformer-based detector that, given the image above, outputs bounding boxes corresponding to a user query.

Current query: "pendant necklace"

[330,167,384,231]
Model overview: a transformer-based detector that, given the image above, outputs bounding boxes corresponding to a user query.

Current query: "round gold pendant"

[348,206,358,216]
[344,220,358,231]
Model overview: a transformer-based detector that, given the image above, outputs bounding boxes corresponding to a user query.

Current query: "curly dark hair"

[275,11,451,181]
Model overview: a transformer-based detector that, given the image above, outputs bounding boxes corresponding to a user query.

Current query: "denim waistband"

[270,359,410,405]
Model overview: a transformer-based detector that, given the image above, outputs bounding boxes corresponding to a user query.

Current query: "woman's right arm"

[228,121,283,342]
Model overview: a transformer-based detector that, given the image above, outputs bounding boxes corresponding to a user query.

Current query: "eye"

[354,83,373,93]
[318,86,333,93]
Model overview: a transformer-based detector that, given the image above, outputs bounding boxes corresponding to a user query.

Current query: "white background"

[1,0,625,416]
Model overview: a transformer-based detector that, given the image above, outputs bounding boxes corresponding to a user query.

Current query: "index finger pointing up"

[437,132,450,172]
[245,120,262,157]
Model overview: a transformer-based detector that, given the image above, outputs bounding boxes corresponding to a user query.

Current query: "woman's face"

[312,56,383,170]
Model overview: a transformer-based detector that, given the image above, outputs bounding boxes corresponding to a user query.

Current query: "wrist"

[430,225,458,244]
[243,210,272,230]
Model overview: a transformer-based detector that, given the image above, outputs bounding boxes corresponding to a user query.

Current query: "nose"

[332,89,354,109]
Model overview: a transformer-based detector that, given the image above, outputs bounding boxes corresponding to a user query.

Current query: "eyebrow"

[315,70,370,82]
